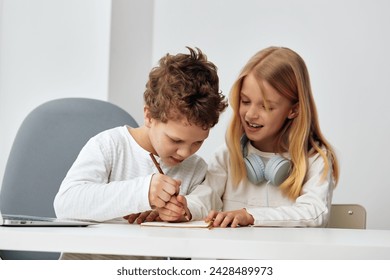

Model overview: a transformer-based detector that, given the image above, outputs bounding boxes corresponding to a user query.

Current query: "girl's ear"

[144,106,153,127]
[288,103,299,119]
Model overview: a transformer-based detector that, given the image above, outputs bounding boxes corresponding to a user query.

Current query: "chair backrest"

[328,204,367,229]
[0,98,138,259]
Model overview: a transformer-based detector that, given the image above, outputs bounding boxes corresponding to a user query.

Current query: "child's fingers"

[158,206,183,221]
[159,175,181,195]
[149,175,182,207]
[124,213,140,224]
[176,195,186,206]
[177,195,191,220]
[219,213,234,228]
[212,210,248,228]
[157,196,190,222]
[158,214,177,222]
[174,179,182,194]
[158,212,181,222]
[212,212,226,227]
[136,211,151,221]
[205,210,218,222]
[167,195,181,206]
[230,217,241,228]
[144,210,159,222]
[157,190,173,204]
[161,201,185,216]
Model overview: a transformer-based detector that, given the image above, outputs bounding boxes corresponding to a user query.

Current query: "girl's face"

[146,113,209,167]
[239,73,296,152]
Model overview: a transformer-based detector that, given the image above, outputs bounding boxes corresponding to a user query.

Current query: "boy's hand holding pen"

[149,153,191,221]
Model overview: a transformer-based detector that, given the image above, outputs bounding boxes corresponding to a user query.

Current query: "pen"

[149,153,190,221]
[149,152,164,174]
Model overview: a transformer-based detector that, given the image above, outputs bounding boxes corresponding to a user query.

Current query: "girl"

[205,46,339,228]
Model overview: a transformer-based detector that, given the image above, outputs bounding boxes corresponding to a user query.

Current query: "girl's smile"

[239,73,296,152]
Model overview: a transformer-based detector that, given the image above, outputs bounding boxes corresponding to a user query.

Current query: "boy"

[53,47,227,259]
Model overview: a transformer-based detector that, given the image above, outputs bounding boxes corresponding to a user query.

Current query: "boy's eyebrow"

[166,133,184,141]
[166,133,206,143]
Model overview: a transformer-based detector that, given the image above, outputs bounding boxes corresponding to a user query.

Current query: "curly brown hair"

[144,47,227,129]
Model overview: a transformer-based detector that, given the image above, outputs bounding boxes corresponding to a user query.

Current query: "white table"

[1,223,390,259]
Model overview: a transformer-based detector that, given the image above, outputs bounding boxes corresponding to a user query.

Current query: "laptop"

[0,208,96,227]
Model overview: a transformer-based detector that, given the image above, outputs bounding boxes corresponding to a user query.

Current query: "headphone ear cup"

[244,154,265,184]
[265,156,291,186]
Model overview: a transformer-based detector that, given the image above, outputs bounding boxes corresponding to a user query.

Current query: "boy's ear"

[144,106,152,127]
[288,103,299,119]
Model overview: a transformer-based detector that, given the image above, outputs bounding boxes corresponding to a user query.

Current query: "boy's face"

[146,111,209,167]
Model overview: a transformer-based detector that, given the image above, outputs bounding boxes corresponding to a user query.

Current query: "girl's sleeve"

[182,159,213,221]
[184,147,228,220]
[188,145,229,220]
[246,153,335,227]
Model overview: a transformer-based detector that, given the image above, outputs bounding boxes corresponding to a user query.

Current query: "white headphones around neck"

[241,134,291,186]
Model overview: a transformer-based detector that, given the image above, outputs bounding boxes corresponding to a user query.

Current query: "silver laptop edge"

[0,209,96,227]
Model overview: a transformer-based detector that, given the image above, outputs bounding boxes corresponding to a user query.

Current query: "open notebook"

[141,220,213,228]
[0,208,95,227]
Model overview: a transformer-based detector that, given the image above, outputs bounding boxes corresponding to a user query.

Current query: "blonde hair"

[227,46,339,199]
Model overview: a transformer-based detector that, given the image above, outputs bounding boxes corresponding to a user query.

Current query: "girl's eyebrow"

[240,92,279,105]
[265,100,279,105]
[240,92,250,98]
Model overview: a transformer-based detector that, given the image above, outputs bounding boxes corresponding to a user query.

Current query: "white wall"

[108,0,154,124]
[152,0,390,229]
[0,0,112,186]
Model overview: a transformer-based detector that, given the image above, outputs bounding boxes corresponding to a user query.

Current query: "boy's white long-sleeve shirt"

[203,142,335,227]
[54,126,216,222]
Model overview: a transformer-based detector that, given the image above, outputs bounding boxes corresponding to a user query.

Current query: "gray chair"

[0,98,138,259]
[328,204,367,229]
